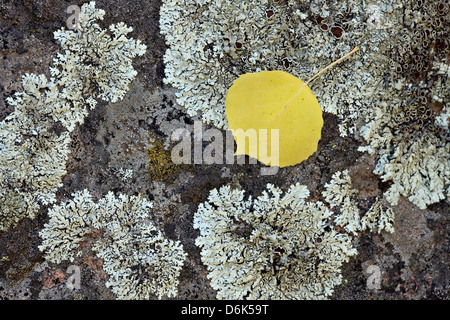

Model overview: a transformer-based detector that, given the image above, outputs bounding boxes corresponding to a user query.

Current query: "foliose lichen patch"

[161,0,448,211]
[159,0,387,134]
[39,190,187,300]
[323,170,395,234]
[194,183,358,299]
[0,1,146,231]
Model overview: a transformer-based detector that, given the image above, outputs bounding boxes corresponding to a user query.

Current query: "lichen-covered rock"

[359,103,449,210]
[356,0,449,210]
[0,1,146,231]
[0,74,72,231]
[39,190,96,264]
[160,0,388,135]
[39,190,187,300]
[194,183,357,299]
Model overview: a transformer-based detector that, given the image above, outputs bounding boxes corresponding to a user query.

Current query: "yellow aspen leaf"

[225,46,359,168]
[225,70,322,168]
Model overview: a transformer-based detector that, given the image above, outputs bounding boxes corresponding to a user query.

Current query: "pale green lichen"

[160,0,388,135]
[194,183,357,300]
[322,170,395,234]
[38,190,95,264]
[52,1,146,110]
[361,197,395,234]
[322,170,361,233]
[0,1,146,231]
[359,102,449,209]
[0,74,72,231]
[39,190,187,300]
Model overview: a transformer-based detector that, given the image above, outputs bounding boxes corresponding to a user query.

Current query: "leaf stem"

[267,46,359,125]
[305,46,359,86]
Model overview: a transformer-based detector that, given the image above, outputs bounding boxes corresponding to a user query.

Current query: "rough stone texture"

[0,0,448,300]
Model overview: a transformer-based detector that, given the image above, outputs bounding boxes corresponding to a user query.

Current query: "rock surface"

[0,0,448,300]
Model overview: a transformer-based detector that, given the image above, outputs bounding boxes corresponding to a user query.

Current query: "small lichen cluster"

[361,197,395,234]
[0,2,146,231]
[322,170,361,233]
[322,170,395,234]
[52,2,146,109]
[38,190,95,264]
[194,183,358,299]
[39,190,187,300]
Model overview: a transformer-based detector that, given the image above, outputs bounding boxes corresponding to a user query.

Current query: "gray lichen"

[194,183,357,299]
[39,190,187,300]
[359,96,449,210]
[160,0,386,135]
[322,170,395,234]
[0,1,146,231]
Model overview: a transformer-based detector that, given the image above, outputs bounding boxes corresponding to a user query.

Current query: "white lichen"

[0,74,71,231]
[359,104,449,210]
[39,190,187,300]
[39,190,95,264]
[322,170,361,233]
[361,198,395,234]
[0,2,146,231]
[160,0,396,136]
[194,183,357,300]
[114,167,134,181]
